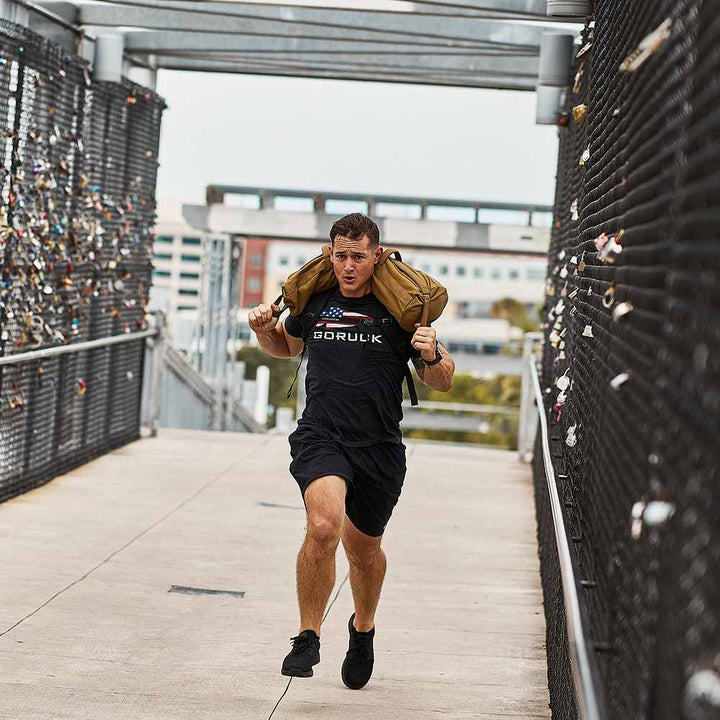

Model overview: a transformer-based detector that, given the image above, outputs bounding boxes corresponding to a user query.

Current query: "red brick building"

[239,237,269,308]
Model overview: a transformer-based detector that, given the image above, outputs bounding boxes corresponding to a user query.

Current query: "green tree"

[490,297,540,333]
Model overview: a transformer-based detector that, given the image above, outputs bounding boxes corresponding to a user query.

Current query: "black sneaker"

[341,613,374,690]
[281,630,321,677]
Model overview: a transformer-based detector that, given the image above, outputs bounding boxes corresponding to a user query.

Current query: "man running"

[248,213,455,689]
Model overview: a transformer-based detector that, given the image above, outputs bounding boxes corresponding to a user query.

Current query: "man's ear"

[374,245,382,264]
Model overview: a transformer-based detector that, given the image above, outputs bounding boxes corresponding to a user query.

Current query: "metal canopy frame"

[32,0,581,90]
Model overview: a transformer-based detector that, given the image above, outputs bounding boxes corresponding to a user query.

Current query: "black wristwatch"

[425,345,443,366]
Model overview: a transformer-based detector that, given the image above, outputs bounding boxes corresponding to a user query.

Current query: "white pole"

[254,365,270,427]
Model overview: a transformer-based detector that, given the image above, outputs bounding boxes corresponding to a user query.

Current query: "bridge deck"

[0,430,550,719]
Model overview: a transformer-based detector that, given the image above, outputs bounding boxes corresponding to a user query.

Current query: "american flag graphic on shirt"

[315,305,372,329]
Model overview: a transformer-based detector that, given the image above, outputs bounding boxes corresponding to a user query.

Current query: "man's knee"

[345,544,384,572]
[303,475,346,550]
[306,512,344,548]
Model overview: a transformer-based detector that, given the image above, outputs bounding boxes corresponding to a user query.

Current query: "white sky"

[153,1,561,208]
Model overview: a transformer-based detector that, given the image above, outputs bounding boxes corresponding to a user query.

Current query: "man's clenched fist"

[248,303,280,335]
[411,323,438,362]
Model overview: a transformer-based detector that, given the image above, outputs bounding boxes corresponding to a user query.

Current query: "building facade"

[150,200,204,316]
[162,188,552,371]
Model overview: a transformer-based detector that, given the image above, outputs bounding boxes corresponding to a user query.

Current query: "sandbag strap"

[285,288,334,401]
[405,363,418,406]
[272,294,285,318]
[420,294,431,327]
[377,247,402,266]
[286,344,307,400]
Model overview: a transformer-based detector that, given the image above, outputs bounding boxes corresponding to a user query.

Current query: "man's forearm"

[417,355,454,392]
[256,326,291,358]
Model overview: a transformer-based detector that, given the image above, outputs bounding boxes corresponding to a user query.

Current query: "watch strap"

[425,345,443,366]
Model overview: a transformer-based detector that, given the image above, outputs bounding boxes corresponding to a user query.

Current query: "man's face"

[330,235,381,295]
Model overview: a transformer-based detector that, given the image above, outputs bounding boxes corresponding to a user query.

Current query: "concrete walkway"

[0,430,550,719]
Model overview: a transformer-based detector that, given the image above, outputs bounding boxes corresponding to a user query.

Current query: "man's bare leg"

[297,475,347,636]
[341,517,386,632]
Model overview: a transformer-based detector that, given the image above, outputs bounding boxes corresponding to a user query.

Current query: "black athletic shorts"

[288,424,407,537]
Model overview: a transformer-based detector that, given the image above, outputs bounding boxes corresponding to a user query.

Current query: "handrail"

[162,343,215,405]
[529,356,607,720]
[401,400,519,414]
[0,328,159,367]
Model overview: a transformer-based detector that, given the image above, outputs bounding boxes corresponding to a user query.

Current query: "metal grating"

[535,1,720,718]
[0,21,165,503]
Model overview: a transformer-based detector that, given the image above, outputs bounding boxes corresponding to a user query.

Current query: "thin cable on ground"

[323,571,349,623]
[267,678,292,720]
[266,572,349,719]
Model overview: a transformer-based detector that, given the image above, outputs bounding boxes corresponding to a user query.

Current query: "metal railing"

[528,348,607,720]
[518,332,543,462]
[0,321,163,503]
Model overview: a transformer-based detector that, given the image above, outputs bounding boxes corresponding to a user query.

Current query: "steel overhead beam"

[120,47,539,81]
[410,0,548,15]
[96,0,555,21]
[82,3,547,49]
[77,2,536,50]
[150,51,538,79]
[149,56,536,90]
[122,30,542,58]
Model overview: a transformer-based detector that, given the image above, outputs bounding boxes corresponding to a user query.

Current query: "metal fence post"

[147,311,166,438]
[518,332,542,463]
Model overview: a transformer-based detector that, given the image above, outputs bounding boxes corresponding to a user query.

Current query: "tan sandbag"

[273,244,447,331]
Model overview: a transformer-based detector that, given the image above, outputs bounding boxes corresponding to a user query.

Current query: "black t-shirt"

[285,287,422,446]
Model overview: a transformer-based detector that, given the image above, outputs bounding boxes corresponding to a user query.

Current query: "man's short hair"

[329,213,380,249]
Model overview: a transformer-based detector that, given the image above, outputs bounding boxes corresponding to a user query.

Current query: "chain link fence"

[0,21,164,503]
[535,1,720,718]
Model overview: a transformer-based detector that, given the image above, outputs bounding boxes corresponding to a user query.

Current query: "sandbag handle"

[377,247,402,267]
[420,298,430,327]
[272,294,285,318]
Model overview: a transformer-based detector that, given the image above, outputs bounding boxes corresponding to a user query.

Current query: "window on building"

[531,212,553,228]
[297,258,307,266]
[178,288,198,296]
[426,205,476,223]
[326,199,368,215]
[177,305,197,311]
[478,209,530,225]
[182,237,202,246]
[153,269,171,277]
[474,267,484,278]
[250,253,263,267]
[375,202,422,220]
[491,268,502,280]
[527,268,546,280]
[509,269,519,280]
[181,254,199,263]
[456,266,466,277]
[275,196,314,212]
[156,235,173,243]
[248,278,261,291]
[154,252,172,260]
[439,265,449,276]
[180,272,200,279]
[279,256,289,266]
